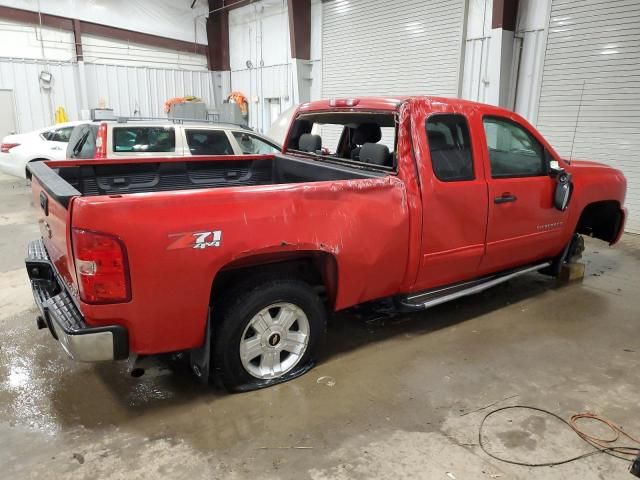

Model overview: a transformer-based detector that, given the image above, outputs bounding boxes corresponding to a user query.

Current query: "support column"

[486,0,519,107]
[287,0,311,104]
[72,18,89,116]
[207,0,232,111]
[206,0,230,71]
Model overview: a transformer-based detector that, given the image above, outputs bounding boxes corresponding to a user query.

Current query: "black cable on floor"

[478,405,640,468]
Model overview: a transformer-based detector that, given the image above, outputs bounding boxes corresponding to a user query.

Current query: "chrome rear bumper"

[25,239,128,362]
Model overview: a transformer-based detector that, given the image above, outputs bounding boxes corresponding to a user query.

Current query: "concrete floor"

[1,171,639,480]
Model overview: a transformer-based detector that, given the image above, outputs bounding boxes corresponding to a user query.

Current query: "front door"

[480,115,568,273]
[413,110,489,291]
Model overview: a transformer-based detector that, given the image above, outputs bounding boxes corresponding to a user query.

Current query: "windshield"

[286,111,397,170]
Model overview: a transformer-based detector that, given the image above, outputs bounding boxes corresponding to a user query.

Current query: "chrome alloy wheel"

[239,302,310,379]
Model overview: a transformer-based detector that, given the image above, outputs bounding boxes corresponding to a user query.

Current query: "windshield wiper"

[73,130,90,156]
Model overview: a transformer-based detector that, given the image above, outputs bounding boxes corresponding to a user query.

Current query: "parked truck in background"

[25,96,626,391]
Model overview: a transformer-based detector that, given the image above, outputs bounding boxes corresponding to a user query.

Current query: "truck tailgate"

[29,164,81,298]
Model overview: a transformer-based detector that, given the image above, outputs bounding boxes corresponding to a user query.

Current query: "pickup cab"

[25,97,627,391]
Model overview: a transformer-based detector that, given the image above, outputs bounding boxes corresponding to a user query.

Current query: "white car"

[0,121,85,178]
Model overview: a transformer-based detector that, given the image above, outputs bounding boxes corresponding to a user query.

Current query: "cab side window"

[483,117,546,178]
[51,126,75,143]
[426,114,474,181]
[232,131,278,154]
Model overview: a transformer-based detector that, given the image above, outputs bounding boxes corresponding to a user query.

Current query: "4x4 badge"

[193,230,222,249]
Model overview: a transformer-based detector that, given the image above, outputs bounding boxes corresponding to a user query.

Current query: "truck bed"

[28,152,410,355]
[29,153,385,203]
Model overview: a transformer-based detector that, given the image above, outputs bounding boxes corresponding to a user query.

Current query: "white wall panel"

[537,0,640,233]
[81,35,208,70]
[0,58,80,132]
[0,19,208,70]
[1,0,209,43]
[229,2,291,134]
[322,0,466,98]
[0,58,216,132]
[0,21,74,61]
[84,64,215,119]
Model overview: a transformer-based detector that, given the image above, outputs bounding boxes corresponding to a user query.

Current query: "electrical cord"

[479,405,640,468]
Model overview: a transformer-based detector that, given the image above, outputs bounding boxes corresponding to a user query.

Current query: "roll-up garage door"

[321,0,466,98]
[537,0,640,233]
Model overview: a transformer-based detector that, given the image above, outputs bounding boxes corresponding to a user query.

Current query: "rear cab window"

[285,111,397,171]
[113,126,176,153]
[185,129,234,155]
[426,114,474,181]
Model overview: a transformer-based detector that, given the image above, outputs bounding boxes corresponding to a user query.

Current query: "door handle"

[494,193,517,204]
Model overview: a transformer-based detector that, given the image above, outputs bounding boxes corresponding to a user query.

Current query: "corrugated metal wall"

[0,58,80,132]
[0,58,216,133]
[461,34,491,104]
[84,64,215,119]
[228,3,297,133]
[322,0,466,98]
[537,0,640,233]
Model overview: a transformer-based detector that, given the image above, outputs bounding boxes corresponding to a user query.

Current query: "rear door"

[480,115,568,272]
[183,128,235,156]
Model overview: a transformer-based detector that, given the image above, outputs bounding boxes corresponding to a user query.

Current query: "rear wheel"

[213,278,326,391]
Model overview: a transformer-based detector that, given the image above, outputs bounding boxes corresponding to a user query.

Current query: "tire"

[213,277,327,391]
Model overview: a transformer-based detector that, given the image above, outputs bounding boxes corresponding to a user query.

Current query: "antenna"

[569,81,586,162]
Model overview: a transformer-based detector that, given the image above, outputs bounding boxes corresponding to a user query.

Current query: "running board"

[398,262,552,310]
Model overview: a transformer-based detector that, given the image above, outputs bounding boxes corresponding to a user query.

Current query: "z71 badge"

[193,230,222,249]
[168,230,222,250]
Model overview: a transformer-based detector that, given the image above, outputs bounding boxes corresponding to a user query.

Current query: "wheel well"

[576,200,623,244]
[25,158,48,180]
[210,252,338,310]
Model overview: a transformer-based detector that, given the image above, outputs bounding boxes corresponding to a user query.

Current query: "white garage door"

[536,0,640,233]
[321,0,466,98]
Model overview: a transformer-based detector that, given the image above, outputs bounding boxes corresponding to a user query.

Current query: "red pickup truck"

[25,97,627,391]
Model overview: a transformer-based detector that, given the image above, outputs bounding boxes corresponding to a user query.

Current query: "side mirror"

[549,160,563,175]
[553,170,572,211]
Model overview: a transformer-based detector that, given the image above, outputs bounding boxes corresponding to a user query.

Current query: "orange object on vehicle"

[227,91,248,116]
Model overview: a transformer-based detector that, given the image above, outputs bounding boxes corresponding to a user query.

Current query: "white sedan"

[0,121,85,179]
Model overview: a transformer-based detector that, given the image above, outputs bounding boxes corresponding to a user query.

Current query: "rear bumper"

[25,239,128,362]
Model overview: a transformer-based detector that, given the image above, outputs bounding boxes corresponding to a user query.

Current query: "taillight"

[1,142,20,153]
[72,228,131,304]
[94,123,107,159]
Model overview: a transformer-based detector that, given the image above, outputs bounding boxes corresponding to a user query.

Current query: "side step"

[398,262,551,310]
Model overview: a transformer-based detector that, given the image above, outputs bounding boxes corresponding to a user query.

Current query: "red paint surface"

[32,97,627,356]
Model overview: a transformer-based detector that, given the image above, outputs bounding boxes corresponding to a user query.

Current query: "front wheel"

[213,278,327,391]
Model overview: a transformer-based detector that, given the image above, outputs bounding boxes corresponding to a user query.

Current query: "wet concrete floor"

[0,172,639,479]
